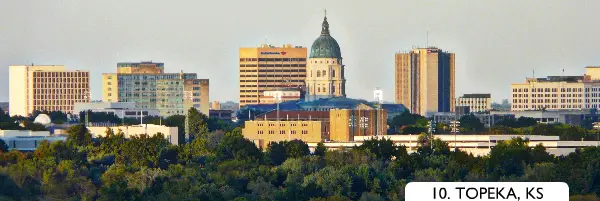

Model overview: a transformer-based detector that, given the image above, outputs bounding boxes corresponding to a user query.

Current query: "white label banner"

[405,182,569,201]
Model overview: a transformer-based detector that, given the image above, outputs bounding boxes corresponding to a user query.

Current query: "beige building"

[395,48,455,116]
[305,13,346,101]
[260,88,302,104]
[9,65,90,117]
[510,67,600,111]
[87,124,179,145]
[102,62,209,116]
[242,109,387,149]
[239,44,307,106]
[455,94,492,113]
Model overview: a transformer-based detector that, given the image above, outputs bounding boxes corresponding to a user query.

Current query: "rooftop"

[461,94,491,98]
[117,61,165,68]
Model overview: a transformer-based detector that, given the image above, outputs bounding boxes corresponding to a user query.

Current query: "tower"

[305,11,346,101]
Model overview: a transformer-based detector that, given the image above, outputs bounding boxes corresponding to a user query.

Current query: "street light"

[593,122,600,146]
[450,120,460,151]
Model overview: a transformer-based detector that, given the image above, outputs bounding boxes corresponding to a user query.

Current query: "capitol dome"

[309,14,342,59]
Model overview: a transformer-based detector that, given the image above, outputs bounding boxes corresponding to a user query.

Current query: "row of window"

[240,69,307,73]
[512,104,582,109]
[257,130,309,135]
[240,80,305,83]
[34,72,88,77]
[240,58,306,62]
[240,64,307,67]
[257,123,309,127]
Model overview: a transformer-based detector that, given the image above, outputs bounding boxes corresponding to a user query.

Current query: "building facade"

[9,65,90,117]
[239,44,307,106]
[509,66,600,112]
[456,94,492,113]
[260,89,302,104]
[73,102,160,119]
[102,62,209,116]
[305,13,346,101]
[395,48,455,116]
[87,124,179,145]
[242,108,386,149]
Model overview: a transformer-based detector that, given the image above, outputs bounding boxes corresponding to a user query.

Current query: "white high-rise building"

[9,65,90,117]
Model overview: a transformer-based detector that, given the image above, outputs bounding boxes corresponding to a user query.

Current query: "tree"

[314,141,327,157]
[215,131,262,162]
[266,141,287,165]
[187,108,209,141]
[358,138,403,160]
[0,139,8,153]
[285,140,310,158]
[459,114,484,133]
[22,120,47,131]
[66,124,92,147]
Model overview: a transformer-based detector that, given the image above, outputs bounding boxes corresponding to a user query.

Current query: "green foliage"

[314,141,328,157]
[187,108,209,141]
[571,195,600,201]
[0,139,7,153]
[459,114,485,133]
[66,124,92,147]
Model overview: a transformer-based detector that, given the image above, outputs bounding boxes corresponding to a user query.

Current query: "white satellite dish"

[34,114,52,126]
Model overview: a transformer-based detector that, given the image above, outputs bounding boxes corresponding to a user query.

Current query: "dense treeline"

[1,124,600,200]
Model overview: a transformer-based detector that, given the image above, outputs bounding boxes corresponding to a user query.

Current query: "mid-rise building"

[395,47,455,116]
[260,88,302,104]
[456,94,492,113]
[73,102,160,119]
[510,67,600,111]
[9,65,90,117]
[305,13,346,101]
[239,44,307,106]
[102,61,209,116]
[243,109,386,149]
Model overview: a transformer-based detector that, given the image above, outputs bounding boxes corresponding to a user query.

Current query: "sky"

[1,0,600,103]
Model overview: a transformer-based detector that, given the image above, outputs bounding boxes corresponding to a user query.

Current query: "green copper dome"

[309,15,342,59]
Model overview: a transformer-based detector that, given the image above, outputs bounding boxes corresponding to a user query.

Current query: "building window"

[291,130,296,134]
[302,130,308,134]
[322,70,326,76]
[108,93,112,97]
[280,130,285,134]
[269,130,275,134]
[107,82,111,85]
[258,130,264,134]
[317,71,321,77]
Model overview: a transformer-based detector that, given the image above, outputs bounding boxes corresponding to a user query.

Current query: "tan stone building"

[260,88,302,104]
[455,94,492,113]
[395,47,455,116]
[238,44,307,106]
[510,66,600,111]
[9,65,90,117]
[242,109,387,149]
[102,61,209,116]
[305,13,346,101]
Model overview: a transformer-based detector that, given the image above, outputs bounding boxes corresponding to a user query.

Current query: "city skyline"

[1,0,600,103]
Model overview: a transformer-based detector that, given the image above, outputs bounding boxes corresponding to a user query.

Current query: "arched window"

[322,70,326,76]
[332,69,335,78]
[318,87,321,92]
[322,87,326,93]
[317,71,321,77]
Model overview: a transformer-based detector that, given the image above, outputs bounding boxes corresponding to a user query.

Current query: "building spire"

[321,9,330,36]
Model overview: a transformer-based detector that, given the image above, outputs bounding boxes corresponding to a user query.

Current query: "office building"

[9,65,90,117]
[242,108,386,149]
[260,88,302,104]
[305,13,346,101]
[73,102,160,119]
[510,66,600,111]
[395,47,455,116]
[209,109,234,121]
[102,61,209,116]
[456,94,492,113]
[87,124,180,145]
[239,44,307,106]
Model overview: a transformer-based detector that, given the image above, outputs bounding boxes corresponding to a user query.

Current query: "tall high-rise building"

[9,65,90,117]
[395,47,455,116]
[305,12,346,101]
[102,61,209,116]
[238,44,307,106]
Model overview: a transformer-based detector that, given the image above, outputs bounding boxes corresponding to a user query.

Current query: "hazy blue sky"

[1,0,600,103]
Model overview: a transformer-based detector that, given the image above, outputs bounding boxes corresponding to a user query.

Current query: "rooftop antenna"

[426,31,429,48]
